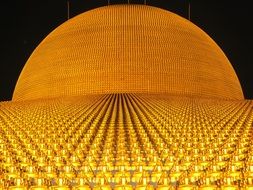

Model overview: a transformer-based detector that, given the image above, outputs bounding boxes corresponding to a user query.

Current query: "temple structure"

[0,5,252,189]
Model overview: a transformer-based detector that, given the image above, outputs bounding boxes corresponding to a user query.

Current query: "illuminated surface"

[1,94,253,189]
[0,4,251,190]
[13,5,243,101]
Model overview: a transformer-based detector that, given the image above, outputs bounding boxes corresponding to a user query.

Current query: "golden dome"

[13,5,243,101]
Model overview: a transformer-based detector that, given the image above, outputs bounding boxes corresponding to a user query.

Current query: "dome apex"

[13,5,244,100]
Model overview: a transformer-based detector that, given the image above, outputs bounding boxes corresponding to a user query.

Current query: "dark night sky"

[1,0,252,101]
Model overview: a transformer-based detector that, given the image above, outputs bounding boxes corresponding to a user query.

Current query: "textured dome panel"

[13,5,244,101]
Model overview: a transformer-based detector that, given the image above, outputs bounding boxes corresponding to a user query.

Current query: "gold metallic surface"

[13,5,243,101]
[0,94,253,189]
[1,4,250,189]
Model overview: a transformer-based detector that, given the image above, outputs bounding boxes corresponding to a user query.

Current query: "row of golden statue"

[1,94,253,189]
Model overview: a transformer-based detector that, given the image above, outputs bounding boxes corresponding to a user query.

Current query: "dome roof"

[13,5,244,101]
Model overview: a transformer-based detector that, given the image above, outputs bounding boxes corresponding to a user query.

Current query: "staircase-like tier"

[0,94,253,189]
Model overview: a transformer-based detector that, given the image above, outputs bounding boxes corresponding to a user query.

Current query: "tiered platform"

[0,94,253,189]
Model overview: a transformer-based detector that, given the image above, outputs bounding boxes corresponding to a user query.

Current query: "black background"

[1,0,252,101]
